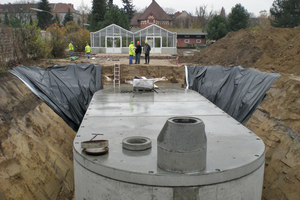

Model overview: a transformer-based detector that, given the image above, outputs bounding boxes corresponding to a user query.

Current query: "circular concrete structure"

[122,136,152,151]
[73,84,265,199]
[157,116,207,173]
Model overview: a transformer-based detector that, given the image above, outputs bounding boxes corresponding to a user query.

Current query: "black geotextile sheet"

[186,65,280,124]
[9,63,102,131]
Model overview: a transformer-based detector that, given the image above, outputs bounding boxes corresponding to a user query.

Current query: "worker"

[69,41,74,56]
[144,41,151,64]
[129,41,135,64]
[135,41,142,64]
[85,43,91,59]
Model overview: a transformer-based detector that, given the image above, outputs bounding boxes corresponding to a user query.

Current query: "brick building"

[130,1,207,47]
[174,29,207,47]
[130,0,173,29]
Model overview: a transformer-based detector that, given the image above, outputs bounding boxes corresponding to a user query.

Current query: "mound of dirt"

[180,27,300,75]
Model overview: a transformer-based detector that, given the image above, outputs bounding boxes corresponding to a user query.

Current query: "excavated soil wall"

[245,74,300,200]
[0,73,75,200]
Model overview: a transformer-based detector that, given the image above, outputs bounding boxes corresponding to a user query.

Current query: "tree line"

[204,0,300,40]
[1,0,299,41]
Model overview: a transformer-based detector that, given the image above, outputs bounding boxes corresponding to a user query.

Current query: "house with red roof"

[50,3,81,25]
[130,1,207,48]
[130,0,173,29]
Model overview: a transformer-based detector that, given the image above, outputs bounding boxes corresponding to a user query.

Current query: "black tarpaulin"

[186,65,280,124]
[9,63,102,131]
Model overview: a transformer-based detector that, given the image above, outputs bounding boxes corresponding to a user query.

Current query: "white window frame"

[184,39,190,43]
[196,39,202,43]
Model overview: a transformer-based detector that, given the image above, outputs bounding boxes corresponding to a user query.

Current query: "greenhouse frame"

[90,24,177,54]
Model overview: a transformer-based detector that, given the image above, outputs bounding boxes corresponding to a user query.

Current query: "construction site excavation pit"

[2,27,300,199]
[73,84,265,200]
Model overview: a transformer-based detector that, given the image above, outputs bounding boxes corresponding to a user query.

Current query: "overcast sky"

[2,0,275,17]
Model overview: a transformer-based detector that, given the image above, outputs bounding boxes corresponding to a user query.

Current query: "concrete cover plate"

[73,84,265,186]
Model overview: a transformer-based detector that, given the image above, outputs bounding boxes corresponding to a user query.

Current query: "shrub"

[27,22,51,59]
[68,29,90,52]
[63,21,90,52]
[47,23,67,57]
[63,21,81,35]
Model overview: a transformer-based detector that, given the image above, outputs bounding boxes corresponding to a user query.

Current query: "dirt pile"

[180,27,300,75]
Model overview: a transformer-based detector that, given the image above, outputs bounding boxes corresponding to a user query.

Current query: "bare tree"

[193,5,215,28]
[77,0,91,27]
[259,10,268,18]
[248,12,259,28]
[258,10,271,28]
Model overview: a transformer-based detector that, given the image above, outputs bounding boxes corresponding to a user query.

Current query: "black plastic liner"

[186,65,280,124]
[9,63,102,131]
[9,63,279,131]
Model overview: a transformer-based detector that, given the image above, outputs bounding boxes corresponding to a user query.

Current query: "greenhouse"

[90,24,177,54]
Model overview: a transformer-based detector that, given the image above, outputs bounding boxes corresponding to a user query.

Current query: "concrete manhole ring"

[122,136,152,151]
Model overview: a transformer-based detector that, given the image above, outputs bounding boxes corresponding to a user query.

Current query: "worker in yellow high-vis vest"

[128,41,135,64]
[85,43,91,59]
[69,41,74,56]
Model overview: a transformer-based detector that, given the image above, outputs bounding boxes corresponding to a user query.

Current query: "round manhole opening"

[172,118,198,124]
[127,138,148,144]
[122,136,152,151]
